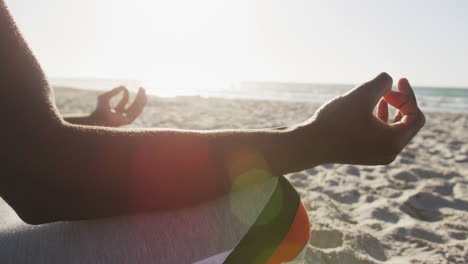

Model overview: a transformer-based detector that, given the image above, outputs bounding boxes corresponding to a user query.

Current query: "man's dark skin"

[0,0,425,225]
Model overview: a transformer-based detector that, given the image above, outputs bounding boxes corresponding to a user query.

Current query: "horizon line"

[48,76,468,90]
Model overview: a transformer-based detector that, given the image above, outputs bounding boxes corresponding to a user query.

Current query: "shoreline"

[53,86,468,116]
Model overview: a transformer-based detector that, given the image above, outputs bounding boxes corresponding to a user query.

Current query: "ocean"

[51,78,468,114]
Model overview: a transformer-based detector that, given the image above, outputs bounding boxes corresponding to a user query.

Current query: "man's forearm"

[2,122,316,224]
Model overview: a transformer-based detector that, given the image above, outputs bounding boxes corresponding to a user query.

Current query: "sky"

[6,0,468,88]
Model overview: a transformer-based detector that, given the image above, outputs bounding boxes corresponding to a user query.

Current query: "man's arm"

[0,1,424,224]
[3,74,424,225]
[0,0,301,224]
[0,1,59,126]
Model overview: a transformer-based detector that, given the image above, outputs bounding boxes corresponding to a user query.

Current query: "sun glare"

[9,0,468,87]
[95,0,254,95]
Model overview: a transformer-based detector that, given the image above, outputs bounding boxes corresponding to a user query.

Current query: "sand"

[52,87,468,263]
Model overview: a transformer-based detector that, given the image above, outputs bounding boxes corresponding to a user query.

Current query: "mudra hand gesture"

[64,86,147,127]
[294,73,425,167]
[91,86,147,127]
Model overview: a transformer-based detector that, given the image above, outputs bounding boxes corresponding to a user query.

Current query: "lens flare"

[227,149,281,225]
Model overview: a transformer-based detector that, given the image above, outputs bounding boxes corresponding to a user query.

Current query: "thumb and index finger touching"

[125,88,147,121]
[352,72,425,141]
[115,87,129,112]
[383,78,417,115]
[98,86,127,103]
[383,78,425,138]
[98,86,146,110]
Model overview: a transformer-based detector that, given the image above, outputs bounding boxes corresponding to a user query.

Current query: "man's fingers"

[397,78,416,100]
[391,111,425,146]
[384,91,419,116]
[384,81,425,148]
[351,72,393,109]
[124,88,147,122]
[115,87,129,112]
[377,98,388,123]
[394,111,403,123]
[98,86,126,102]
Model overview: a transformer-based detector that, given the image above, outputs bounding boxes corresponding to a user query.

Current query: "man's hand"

[297,73,425,166]
[90,86,147,127]
[63,86,147,127]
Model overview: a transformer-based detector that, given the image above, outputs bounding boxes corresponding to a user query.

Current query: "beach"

[53,86,468,263]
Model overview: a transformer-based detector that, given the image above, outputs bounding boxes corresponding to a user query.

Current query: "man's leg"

[0,177,277,264]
